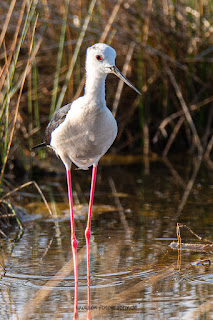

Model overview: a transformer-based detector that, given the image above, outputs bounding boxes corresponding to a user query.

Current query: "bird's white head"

[85,43,142,95]
[86,43,116,75]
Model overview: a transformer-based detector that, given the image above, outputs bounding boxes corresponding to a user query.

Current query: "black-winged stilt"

[33,43,141,285]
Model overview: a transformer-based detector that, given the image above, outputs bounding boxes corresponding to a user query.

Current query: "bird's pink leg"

[66,169,78,285]
[73,281,78,320]
[87,284,91,320]
[85,163,97,286]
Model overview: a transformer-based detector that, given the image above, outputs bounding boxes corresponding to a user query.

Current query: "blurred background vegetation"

[0,0,213,187]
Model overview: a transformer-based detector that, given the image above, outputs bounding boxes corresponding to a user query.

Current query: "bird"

[33,43,141,285]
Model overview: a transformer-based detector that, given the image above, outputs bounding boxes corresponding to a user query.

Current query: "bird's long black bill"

[31,142,46,150]
[110,66,142,95]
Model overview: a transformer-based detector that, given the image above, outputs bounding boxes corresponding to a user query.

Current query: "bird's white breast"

[50,97,117,170]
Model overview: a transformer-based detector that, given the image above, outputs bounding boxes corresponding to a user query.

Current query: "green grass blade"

[49,0,69,119]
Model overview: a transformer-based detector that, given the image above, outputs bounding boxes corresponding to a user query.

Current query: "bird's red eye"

[96,55,102,61]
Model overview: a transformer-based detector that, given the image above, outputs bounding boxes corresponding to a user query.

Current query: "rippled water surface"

[0,157,212,319]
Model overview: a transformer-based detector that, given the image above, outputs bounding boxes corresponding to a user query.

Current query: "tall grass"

[0,0,213,188]
[0,0,39,185]
[49,0,69,119]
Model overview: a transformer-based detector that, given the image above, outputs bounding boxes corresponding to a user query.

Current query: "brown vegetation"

[0,0,213,183]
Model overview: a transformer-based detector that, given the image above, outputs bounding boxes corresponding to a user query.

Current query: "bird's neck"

[84,72,107,105]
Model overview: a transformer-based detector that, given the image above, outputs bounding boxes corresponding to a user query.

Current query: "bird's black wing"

[45,103,72,145]
[31,103,71,150]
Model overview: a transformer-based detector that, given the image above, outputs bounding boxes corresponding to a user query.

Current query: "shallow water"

[0,157,213,319]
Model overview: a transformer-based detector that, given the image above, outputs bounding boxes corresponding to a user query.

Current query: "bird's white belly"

[50,105,117,170]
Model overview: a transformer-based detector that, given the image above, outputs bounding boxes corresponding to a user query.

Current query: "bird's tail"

[31,142,46,150]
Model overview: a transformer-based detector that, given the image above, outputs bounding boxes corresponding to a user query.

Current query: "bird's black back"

[45,103,71,145]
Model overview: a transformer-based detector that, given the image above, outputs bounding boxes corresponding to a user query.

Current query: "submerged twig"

[176,223,181,248]
[176,223,182,270]
[170,242,213,253]
[171,223,213,254]
[177,223,213,245]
